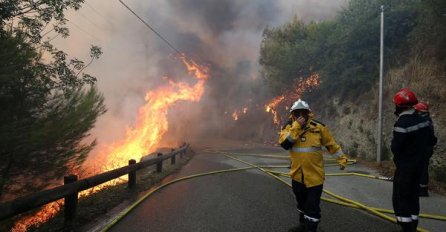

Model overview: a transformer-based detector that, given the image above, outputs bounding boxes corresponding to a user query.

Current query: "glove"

[337,155,348,170]
[289,121,302,137]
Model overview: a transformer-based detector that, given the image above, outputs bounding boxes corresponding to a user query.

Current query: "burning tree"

[0,0,106,199]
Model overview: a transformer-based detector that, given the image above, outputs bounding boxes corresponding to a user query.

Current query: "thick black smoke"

[58,0,346,149]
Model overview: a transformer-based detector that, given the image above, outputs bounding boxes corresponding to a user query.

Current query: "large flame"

[265,72,320,125]
[95,56,208,171]
[11,55,209,232]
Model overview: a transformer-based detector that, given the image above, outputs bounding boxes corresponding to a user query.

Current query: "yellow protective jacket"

[279,116,347,187]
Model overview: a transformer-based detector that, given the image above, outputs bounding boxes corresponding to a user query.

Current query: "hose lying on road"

[225,154,427,232]
[99,165,285,232]
[100,153,444,232]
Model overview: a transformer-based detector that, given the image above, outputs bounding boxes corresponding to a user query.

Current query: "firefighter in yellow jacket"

[279,99,348,232]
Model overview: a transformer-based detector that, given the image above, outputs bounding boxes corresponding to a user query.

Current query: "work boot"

[288,213,306,232]
[419,187,429,197]
[288,224,305,232]
[398,222,416,232]
[411,220,419,231]
[304,221,318,232]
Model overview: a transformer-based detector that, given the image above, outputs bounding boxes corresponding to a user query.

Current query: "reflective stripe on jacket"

[279,117,346,187]
[391,109,437,169]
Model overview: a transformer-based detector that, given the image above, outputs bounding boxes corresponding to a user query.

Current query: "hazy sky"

[51,0,347,148]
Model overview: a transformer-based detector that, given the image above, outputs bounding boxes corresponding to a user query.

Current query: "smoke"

[52,0,346,158]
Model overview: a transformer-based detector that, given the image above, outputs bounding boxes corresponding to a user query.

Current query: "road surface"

[101,140,445,232]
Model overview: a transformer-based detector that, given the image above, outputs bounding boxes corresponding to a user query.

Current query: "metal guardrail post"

[157,153,163,173]
[128,159,137,189]
[171,149,176,165]
[64,174,78,228]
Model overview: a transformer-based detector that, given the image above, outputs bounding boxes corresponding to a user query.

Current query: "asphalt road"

[105,140,445,232]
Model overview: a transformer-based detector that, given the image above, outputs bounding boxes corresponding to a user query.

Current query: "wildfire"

[289,72,320,100]
[11,55,209,231]
[265,72,320,125]
[265,95,285,125]
[96,55,208,171]
[231,107,249,121]
[232,111,239,121]
[11,202,62,232]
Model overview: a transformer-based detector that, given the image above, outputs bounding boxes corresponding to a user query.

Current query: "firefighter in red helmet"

[391,89,437,232]
[414,101,436,197]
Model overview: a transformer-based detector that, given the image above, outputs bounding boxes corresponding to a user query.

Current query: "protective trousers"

[292,180,322,232]
[419,159,430,193]
[419,147,433,192]
[392,167,422,232]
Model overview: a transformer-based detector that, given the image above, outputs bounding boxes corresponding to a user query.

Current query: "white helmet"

[290,99,310,112]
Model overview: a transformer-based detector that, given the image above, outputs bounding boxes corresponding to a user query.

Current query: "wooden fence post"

[64,174,78,229]
[171,148,176,165]
[128,159,136,189]
[157,153,163,173]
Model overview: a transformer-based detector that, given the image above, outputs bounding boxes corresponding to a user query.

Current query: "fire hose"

[100,153,446,232]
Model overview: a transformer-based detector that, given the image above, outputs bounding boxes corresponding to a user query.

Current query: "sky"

[51,0,347,156]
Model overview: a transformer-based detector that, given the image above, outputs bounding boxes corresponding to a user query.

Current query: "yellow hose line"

[323,189,428,232]
[223,154,433,232]
[267,170,391,182]
[100,164,292,231]
[224,153,289,159]
[222,152,357,164]
[223,154,292,188]
[264,170,446,221]
[224,162,444,223]
[101,166,261,232]
[100,153,444,231]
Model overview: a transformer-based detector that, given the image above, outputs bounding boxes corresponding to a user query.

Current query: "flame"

[11,201,62,232]
[265,95,285,125]
[231,107,248,121]
[97,55,208,171]
[265,72,320,125]
[232,111,239,121]
[11,55,209,231]
[289,72,320,100]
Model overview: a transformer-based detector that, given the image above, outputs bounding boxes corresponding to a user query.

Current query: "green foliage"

[0,1,106,196]
[260,0,422,100]
[0,31,106,193]
[0,0,83,42]
[407,0,446,61]
[260,18,335,95]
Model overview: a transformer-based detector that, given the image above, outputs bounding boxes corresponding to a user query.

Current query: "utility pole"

[377,5,384,163]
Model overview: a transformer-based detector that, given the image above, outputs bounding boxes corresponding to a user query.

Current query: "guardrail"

[0,143,189,226]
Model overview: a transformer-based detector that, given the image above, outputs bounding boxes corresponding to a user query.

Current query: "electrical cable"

[118,0,183,56]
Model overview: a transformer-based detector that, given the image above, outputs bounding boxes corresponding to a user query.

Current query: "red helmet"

[414,101,429,112]
[393,88,418,106]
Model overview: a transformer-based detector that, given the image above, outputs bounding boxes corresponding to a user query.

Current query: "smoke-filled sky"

[53,0,346,152]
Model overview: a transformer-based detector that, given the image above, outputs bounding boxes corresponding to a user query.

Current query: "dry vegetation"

[315,55,446,186]
[1,149,194,232]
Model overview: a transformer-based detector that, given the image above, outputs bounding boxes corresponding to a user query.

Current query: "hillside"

[259,0,446,182]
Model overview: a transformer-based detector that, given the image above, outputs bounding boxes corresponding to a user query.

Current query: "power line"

[85,1,117,29]
[67,19,103,43]
[118,0,183,56]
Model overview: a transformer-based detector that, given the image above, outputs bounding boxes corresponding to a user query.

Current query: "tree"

[259,0,419,101]
[0,1,106,197]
